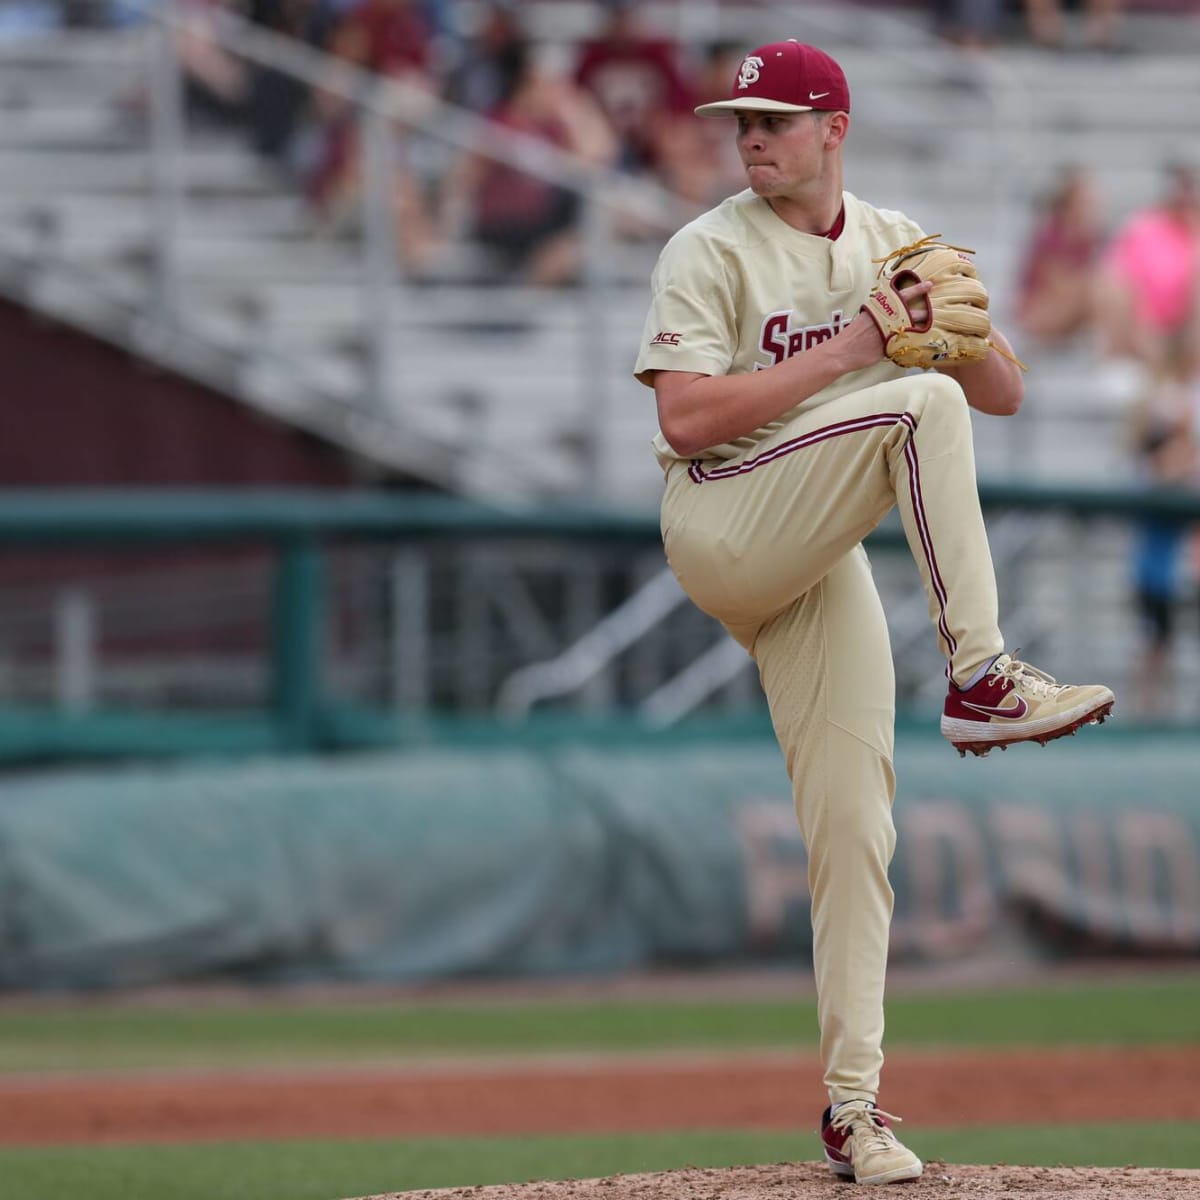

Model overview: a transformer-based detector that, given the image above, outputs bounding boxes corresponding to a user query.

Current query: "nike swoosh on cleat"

[962,696,1029,720]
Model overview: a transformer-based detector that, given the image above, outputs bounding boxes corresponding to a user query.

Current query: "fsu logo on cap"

[736,55,765,89]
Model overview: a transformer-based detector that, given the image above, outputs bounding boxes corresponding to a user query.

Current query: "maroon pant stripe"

[898,414,957,658]
[688,410,958,658]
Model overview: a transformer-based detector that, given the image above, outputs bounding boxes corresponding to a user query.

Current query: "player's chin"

[745,167,780,194]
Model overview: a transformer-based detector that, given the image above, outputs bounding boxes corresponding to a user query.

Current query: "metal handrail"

[639,635,752,728]
[495,565,686,719]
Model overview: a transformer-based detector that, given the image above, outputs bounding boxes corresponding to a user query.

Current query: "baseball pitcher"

[634,39,1114,1185]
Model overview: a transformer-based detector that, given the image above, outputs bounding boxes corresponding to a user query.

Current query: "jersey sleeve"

[633,230,737,387]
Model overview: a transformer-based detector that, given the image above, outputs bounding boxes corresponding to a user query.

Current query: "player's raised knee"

[926,371,968,406]
[919,372,974,424]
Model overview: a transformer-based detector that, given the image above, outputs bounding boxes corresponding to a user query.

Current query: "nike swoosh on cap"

[808,91,830,100]
[962,695,1030,720]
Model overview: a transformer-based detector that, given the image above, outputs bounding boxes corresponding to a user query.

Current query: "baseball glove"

[861,235,992,370]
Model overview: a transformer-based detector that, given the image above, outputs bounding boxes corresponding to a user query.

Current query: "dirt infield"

[361,1162,1200,1200]
[1,1044,1197,1146]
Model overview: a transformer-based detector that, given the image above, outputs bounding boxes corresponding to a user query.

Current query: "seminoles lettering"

[757,309,847,367]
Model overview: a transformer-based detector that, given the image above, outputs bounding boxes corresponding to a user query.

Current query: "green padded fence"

[1,730,1195,990]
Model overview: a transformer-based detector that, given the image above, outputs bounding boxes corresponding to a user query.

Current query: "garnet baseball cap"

[694,40,850,118]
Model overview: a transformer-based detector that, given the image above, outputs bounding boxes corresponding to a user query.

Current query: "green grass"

[2,976,1197,1074]
[1,1123,1196,1200]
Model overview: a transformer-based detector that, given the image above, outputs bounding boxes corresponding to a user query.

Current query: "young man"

[633,40,1114,1186]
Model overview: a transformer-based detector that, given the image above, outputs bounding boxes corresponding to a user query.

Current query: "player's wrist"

[837,313,888,371]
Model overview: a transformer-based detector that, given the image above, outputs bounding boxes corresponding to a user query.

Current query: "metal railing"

[0,483,1196,761]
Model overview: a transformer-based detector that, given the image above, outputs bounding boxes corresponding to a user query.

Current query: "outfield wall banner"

[0,734,1197,988]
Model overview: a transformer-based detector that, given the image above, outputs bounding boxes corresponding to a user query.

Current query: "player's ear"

[824,112,849,149]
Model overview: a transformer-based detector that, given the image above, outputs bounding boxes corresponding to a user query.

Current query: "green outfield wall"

[0,729,1195,990]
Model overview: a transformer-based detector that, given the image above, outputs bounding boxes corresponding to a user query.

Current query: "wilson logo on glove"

[869,289,898,319]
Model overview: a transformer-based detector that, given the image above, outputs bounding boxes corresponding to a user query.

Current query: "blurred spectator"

[1014,165,1104,347]
[1126,346,1199,717]
[243,0,330,165]
[440,41,616,286]
[1022,0,1126,51]
[934,0,1007,51]
[1098,163,1200,385]
[0,0,63,39]
[307,0,441,273]
[176,0,250,129]
[668,40,751,208]
[420,0,454,42]
[325,0,434,76]
[572,0,694,182]
[443,0,525,114]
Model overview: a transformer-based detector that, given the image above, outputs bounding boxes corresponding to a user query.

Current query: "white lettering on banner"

[1067,812,1117,933]
[734,802,808,945]
[892,800,996,958]
[1117,811,1200,945]
[730,794,1200,956]
[986,804,1068,911]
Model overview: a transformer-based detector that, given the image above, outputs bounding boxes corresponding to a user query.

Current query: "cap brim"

[693,97,815,118]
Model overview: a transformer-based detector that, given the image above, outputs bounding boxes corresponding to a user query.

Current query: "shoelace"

[990,652,1065,700]
[830,1104,904,1152]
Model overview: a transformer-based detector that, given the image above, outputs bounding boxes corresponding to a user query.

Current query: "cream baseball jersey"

[634,189,925,465]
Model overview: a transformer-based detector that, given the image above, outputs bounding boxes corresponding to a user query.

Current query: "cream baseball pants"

[659,373,1004,1102]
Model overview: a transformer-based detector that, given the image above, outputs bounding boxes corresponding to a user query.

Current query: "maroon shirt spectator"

[440,42,616,285]
[1015,166,1104,345]
[474,106,575,235]
[573,2,693,171]
[307,0,440,275]
[329,0,432,77]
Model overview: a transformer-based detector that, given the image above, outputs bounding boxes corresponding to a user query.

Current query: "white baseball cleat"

[821,1100,923,1184]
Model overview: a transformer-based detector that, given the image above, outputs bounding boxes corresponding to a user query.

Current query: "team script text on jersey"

[758,309,848,367]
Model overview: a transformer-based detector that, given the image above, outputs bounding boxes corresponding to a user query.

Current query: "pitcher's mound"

[356,1160,1200,1200]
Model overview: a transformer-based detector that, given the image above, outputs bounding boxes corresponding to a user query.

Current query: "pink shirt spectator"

[1106,209,1200,332]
